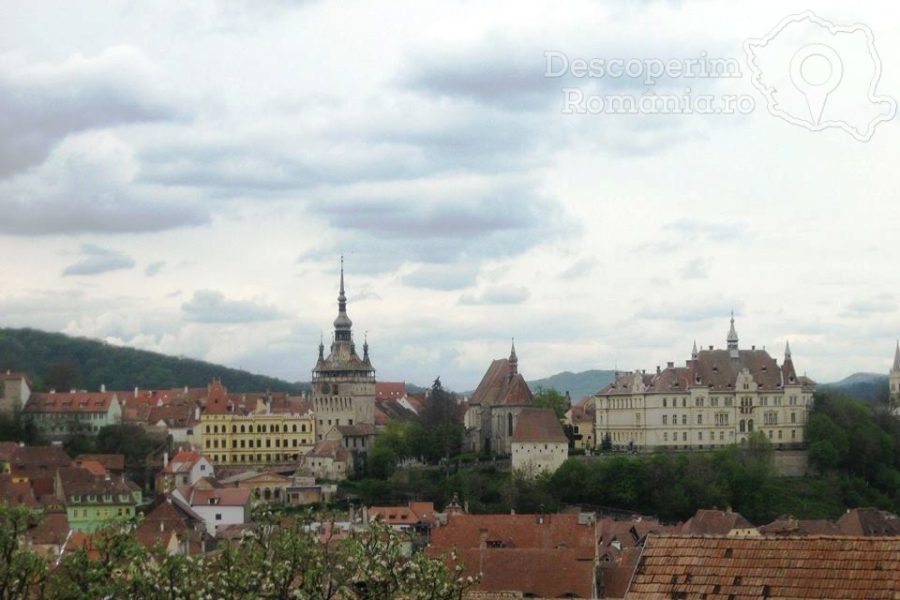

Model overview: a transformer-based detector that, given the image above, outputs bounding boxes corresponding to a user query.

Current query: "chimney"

[163,452,169,468]
[134,387,139,398]
[667,362,674,369]
[70,388,76,394]
[100,384,106,393]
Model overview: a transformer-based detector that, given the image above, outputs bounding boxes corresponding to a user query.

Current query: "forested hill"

[528,369,617,402]
[0,327,305,393]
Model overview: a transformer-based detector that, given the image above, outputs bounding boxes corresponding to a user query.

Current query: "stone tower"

[311,258,376,440]
[890,341,900,415]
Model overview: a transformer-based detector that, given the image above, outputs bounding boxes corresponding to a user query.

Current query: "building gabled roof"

[444,547,596,599]
[512,408,567,444]
[679,509,755,536]
[430,513,596,554]
[759,517,841,536]
[305,440,350,462]
[75,454,125,472]
[368,501,436,527]
[27,511,70,546]
[9,445,72,479]
[375,382,406,400]
[176,485,251,508]
[470,359,534,407]
[57,467,135,501]
[837,507,900,537]
[624,535,900,600]
[0,474,38,507]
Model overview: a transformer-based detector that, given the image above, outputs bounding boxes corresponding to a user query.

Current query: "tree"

[0,504,46,600]
[532,388,569,419]
[43,362,80,393]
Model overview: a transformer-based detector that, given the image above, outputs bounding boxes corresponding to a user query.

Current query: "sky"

[1,0,899,391]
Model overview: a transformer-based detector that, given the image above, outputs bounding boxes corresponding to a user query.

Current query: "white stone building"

[510,407,569,477]
[593,317,815,452]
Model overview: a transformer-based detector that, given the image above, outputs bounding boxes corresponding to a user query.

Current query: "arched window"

[507,413,514,436]
[748,419,754,432]
[739,420,746,433]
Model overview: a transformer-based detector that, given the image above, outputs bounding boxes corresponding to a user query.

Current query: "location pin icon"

[789,44,843,125]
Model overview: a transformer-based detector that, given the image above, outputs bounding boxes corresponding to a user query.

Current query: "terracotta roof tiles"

[625,534,900,599]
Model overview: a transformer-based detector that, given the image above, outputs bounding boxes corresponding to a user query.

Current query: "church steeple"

[784,340,792,362]
[893,340,900,373]
[509,339,518,380]
[333,256,353,343]
[692,340,699,361]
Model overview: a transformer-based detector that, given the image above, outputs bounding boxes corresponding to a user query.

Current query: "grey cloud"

[145,261,166,276]
[637,301,737,322]
[0,134,210,236]
[402,263,480,291]
[559,257,598,280]
[459,286,530,305]
[0,46,180,177]
[62,244,136,276]
[843,295,896,318]
[182,290,287,323]
[680,258,708,280]
[299,179,572,275]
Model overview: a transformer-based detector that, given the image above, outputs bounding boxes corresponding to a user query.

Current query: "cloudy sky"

[2,1,899,391]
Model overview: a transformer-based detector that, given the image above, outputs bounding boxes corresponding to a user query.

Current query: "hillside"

[528,369,616,402]
[821,372,889,404]
[0,327,305,393]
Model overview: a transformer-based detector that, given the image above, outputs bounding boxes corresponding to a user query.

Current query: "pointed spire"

[692,340,699,360]
[318,332,324,361]
[893,340,900,372]
[508,338,518,379]
[784,340,792,361]
[333,256,352,341]
[363,331,370,362]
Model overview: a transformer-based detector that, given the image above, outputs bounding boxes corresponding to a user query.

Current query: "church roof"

[470,359,533,407]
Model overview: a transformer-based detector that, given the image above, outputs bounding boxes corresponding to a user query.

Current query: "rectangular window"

[697,414,703,425]
[662,415,668,425]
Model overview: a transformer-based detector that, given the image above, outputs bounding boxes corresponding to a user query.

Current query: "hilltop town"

[3,266,900,599]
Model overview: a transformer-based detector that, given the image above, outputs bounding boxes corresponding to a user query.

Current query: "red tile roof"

[203,380,230,415]
[624,535,900,599]
[375,382,406,400]
[0,474,38,507]
[368,501,436,527]
[27,511,70,546]
[75,454,125,472]
[25,392,118,414]
[306,440,350,462]
[837,508,900,537]
[470,359,533,407]
[759,517,842,536]
[178,486,251,507]
[430,513,596,554]
[512,408,567,444]
[446,547,596,598]
[679,509,755,536]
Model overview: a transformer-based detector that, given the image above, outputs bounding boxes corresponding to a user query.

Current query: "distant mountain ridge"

[822,372,889,404]
[528,369,617,402]
[0,327,306,394]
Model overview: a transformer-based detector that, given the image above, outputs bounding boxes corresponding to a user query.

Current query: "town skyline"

[2,1,899,390]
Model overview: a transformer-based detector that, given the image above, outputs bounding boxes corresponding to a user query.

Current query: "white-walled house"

[156,451,214,492]
[172,484,251,536]
[510,408,569,477]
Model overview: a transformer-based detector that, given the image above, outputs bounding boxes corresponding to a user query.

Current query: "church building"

[463,342,535,455]
[311,259,376,467]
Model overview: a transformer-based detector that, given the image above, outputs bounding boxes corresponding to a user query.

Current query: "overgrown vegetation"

[0,327,305,393]
[0,503,472,600]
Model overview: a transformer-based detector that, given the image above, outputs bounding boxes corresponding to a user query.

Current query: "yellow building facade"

[199,383,316,465]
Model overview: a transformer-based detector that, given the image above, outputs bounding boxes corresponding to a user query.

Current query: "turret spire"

[318,332,324,361]
[363,331,370,362]
[784,340,792,361]
[692,340,698,360]
[893,340,900,372]
[727,311,739,358]
[333,256,353,342]
[509,338,518,380]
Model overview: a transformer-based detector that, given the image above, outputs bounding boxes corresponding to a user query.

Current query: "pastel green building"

[55,466,141,532]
